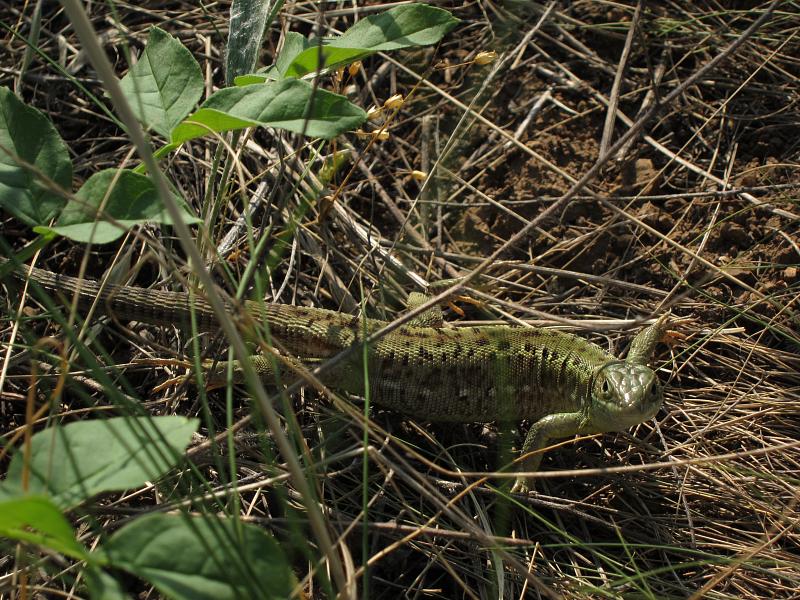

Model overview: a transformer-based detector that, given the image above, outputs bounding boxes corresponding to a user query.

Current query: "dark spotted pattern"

[11,261,620,424]
[328,325,611,422]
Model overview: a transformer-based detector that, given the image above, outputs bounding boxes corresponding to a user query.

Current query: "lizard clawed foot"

[153,375,191,392]
[134,358,194,392]
[510,476,534,495]
[133,358,224,392]
[662,328,685,348]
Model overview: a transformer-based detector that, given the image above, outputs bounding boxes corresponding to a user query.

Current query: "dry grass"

[1,1,799,598]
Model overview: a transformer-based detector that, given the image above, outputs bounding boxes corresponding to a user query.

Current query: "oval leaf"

[0,86,72,225]
[120,27,204,137]
[274,31,311,76]
[103,513,297,600]
[0,496,90,561]
[171,78,366,142]
[44,169,201,244]
[84,567,129,600]
[1,416,199,508]
[283,4,459,77]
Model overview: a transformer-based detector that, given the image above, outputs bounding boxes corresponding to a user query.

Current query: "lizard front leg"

[626,313,670,365]
[510,411,585,494]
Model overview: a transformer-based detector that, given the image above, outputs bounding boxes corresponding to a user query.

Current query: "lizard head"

[587,361,663,432]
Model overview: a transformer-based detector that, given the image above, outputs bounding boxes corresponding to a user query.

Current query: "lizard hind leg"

[406,278,485,327]
[405,291,445,327]
[202,353,298,389]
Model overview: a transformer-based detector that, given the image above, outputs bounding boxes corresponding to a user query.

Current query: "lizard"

[1,257,670,492]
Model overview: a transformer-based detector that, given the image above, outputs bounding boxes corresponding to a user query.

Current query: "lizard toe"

[510,476,534,495]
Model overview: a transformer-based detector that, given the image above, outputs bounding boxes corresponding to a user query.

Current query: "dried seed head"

[319,195,335,220]
[383,94,404,110]
[348,61,362,76]
[410,170,427,181]
[366,105,383,120]
[354,128,389,141]
[474,51,497,65]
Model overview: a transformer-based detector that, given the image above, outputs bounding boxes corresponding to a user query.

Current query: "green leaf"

[0,496,90,560]
[1,416,199,508]
[84,567,130,600]
[232,72,277,86]
[275,31,311,76]
[0,86,72,225]
[226,0,282,85]
[119,27,203,137]
[103,513,297,600]
[282,4,459,77]
[40,169,201,244]
[171,78,366,142]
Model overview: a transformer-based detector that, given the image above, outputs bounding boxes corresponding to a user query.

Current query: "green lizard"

[2,259,669,492]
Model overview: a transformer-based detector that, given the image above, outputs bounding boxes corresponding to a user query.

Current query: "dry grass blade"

[1,1,799,598]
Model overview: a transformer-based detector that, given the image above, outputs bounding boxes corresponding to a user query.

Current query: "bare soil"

[1,1,799,598]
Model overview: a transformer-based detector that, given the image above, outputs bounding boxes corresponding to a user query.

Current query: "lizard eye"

[601,379,610,396]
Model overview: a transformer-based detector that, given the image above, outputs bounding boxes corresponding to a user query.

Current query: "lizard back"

[7,260,618,423]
